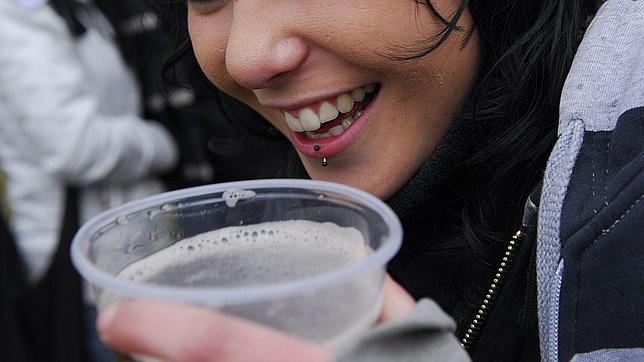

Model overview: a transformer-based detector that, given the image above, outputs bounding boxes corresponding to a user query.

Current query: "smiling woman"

[187,0,479,199]
[95,0,614,361]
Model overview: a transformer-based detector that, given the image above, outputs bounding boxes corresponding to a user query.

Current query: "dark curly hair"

[428,0,597,262]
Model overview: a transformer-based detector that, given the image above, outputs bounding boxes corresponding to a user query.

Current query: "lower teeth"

[305,116,355,139]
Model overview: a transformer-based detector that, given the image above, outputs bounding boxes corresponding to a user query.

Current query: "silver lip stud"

[321,157,328,167]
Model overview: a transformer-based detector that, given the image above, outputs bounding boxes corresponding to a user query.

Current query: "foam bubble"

[116,220,366,288]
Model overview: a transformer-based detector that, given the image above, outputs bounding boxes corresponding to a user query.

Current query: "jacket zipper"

[460,229,526,349]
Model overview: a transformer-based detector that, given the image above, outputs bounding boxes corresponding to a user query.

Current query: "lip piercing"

[313,145,327,167]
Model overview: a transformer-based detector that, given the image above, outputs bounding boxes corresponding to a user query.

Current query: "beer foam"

[117,220,366,287]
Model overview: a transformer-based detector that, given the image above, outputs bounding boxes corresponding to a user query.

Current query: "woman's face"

[188,0,479,199]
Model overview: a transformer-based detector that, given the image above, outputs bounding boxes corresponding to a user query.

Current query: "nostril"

[266,71,296,87]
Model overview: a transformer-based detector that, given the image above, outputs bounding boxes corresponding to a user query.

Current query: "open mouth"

[280,83,380,139]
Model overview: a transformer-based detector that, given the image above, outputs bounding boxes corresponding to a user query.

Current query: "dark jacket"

[0,190,87,362]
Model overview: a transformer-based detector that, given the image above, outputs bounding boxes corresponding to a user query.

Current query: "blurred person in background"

[94,0,310,190]
[1,165,30,361]
[94,0,216,190]
[0,0,178,361]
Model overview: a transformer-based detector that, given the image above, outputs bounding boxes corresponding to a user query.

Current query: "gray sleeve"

[334,299,471,362]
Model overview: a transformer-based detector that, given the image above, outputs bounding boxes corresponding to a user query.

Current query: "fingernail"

[97,304,118,335]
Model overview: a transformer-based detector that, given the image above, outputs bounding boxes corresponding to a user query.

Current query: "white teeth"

[352,88,365,102]
[284,112,304,132]
[329,125,344,136]
[337,94,354,113]
[319,101,339,123]
[304,116,354,140]
[341,116,353,129]
[281,84,377,132]
[310,131,332,138]
[298,108,321,131]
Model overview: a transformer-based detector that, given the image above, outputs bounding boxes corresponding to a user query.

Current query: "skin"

[188,0,479,199]
[99,0,480,359]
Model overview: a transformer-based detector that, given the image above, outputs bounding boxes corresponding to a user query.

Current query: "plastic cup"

[71,179,402,351]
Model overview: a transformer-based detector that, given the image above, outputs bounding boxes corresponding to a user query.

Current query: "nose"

[225,7,309,90]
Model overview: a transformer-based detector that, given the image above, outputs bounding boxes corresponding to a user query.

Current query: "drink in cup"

[71,179,402,351]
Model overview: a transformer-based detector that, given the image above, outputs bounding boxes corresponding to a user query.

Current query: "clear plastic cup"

[71,179,402,351]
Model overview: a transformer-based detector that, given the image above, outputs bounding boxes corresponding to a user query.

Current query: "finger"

[98,300,330,362]
[378,274,415,322]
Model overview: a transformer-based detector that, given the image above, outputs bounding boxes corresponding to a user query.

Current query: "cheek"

[188,14,236,93]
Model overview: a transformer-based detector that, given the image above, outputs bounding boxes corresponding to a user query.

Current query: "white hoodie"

[0,0,178,282]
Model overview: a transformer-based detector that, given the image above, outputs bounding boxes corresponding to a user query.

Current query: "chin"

[301,161,397,200]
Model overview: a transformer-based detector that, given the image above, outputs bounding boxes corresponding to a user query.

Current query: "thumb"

[378,274,415,322]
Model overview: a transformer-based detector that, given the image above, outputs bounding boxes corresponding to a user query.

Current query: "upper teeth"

[280,84,376,132]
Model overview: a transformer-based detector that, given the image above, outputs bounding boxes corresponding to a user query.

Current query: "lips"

[278,84,380,158]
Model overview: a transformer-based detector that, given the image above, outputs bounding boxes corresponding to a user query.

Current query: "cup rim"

[71,179,402,305]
